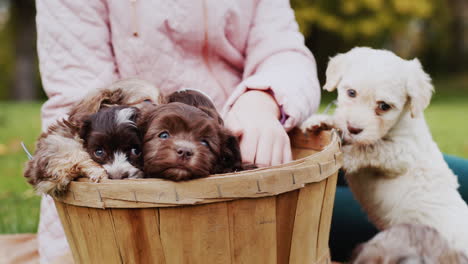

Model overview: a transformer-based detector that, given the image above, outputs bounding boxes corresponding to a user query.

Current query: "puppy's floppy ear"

[69,88,124,126]
[406,58,433,118]
[135,104,158,134]
[165,89,216,110]
[323,53,347,92]
[213,129,243,173]
[128,107,140,123]
[78,116,92,143]
[199,106,224,125]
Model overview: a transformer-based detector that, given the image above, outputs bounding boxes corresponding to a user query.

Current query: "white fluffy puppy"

[302,47,468,254]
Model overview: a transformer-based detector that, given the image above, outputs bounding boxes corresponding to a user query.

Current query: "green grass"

[0,75,467,234]
[0,102,42,234]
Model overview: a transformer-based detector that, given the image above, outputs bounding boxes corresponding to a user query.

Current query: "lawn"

[0,75,467,234]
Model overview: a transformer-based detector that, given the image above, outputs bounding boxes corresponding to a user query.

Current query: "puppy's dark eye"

[377,101,392,112]
[94,148,105,158]
[131,147,141,157]
[201,140,209,147]
[158,131,170,139]
[143,99,152,103]
[347,89,357,98]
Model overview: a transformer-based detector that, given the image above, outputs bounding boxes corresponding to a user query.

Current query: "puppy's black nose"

[177,147,193,159]
[347,124,363,135]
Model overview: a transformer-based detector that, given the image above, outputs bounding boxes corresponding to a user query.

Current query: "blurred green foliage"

[291,0,464,81]
[292,0,449,41]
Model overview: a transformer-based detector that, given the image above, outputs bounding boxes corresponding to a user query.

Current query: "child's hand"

[225,91,292,167]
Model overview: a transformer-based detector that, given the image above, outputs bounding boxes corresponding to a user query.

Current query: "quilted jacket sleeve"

[36,0,119,131]
[222,0,320,130]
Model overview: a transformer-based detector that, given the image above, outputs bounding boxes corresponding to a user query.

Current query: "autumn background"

[0,0,467,240]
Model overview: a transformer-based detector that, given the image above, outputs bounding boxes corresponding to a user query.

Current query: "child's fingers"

[224,112,243,137]
[239,130,258,165]
[254,131,274,167]
[282,141,293,164]
[271,136,285,166]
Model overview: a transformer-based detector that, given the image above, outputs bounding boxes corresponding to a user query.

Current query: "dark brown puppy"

[166,89,254,173]
[80,106,144,180]
[141,102,245,181]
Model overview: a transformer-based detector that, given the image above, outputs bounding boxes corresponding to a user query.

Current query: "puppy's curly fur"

[302,47,468,254]
[141,89,251,181]
[24,79,160,196]
[351,224,468,264]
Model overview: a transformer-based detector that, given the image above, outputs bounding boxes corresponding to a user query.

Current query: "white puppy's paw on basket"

[53,129,342,264]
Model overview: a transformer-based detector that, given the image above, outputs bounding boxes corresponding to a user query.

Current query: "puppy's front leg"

[40,150,107,196]
[25,132,108,196]
[300,114,336,133]
[343,140,411,177]
[75,158,108,183]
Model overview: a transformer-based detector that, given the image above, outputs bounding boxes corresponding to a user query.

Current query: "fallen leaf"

[0,144,7,155]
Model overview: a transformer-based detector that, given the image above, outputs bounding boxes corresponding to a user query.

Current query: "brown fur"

[164,89,224,125]
[142,89,252,180]
[351,224,468,264]
[24,79,160,196]
[141,103,247,180]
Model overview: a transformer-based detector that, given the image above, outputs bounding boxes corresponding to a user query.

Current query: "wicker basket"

[53,129,342,264]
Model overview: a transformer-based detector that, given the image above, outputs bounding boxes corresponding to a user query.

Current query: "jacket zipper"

[201,0,228,99]
[130,0,139,37]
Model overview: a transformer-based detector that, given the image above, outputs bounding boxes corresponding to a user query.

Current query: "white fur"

[103,152,143,179]
[115,108,136,126]
[302,47,468,254]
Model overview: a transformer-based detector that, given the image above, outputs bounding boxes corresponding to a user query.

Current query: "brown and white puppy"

[80,106,144,180]
[24,78,160,196]
[351,224,468,264]
[141,89,248,180]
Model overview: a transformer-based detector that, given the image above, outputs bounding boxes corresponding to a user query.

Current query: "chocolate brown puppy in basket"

[24,79,160,196]
[141,89,256,181]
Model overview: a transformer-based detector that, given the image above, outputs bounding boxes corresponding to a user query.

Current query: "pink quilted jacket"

[36,0,320,262]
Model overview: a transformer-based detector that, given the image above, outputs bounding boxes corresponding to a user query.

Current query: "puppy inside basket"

[141,89,256,181]
[24,82,255,197]
[24,79,160,196]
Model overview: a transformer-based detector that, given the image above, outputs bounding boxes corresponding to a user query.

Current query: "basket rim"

[55,130,343,208]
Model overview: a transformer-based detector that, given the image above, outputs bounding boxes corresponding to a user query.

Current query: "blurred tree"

[447,0,468,71]
[0,0,13,100]
[291,0,460,79]
[10,0,37,101]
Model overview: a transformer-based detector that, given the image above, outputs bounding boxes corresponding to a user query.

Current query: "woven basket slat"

[53,129,342,264]
[56,132,342,209]
[109,208,166,263]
